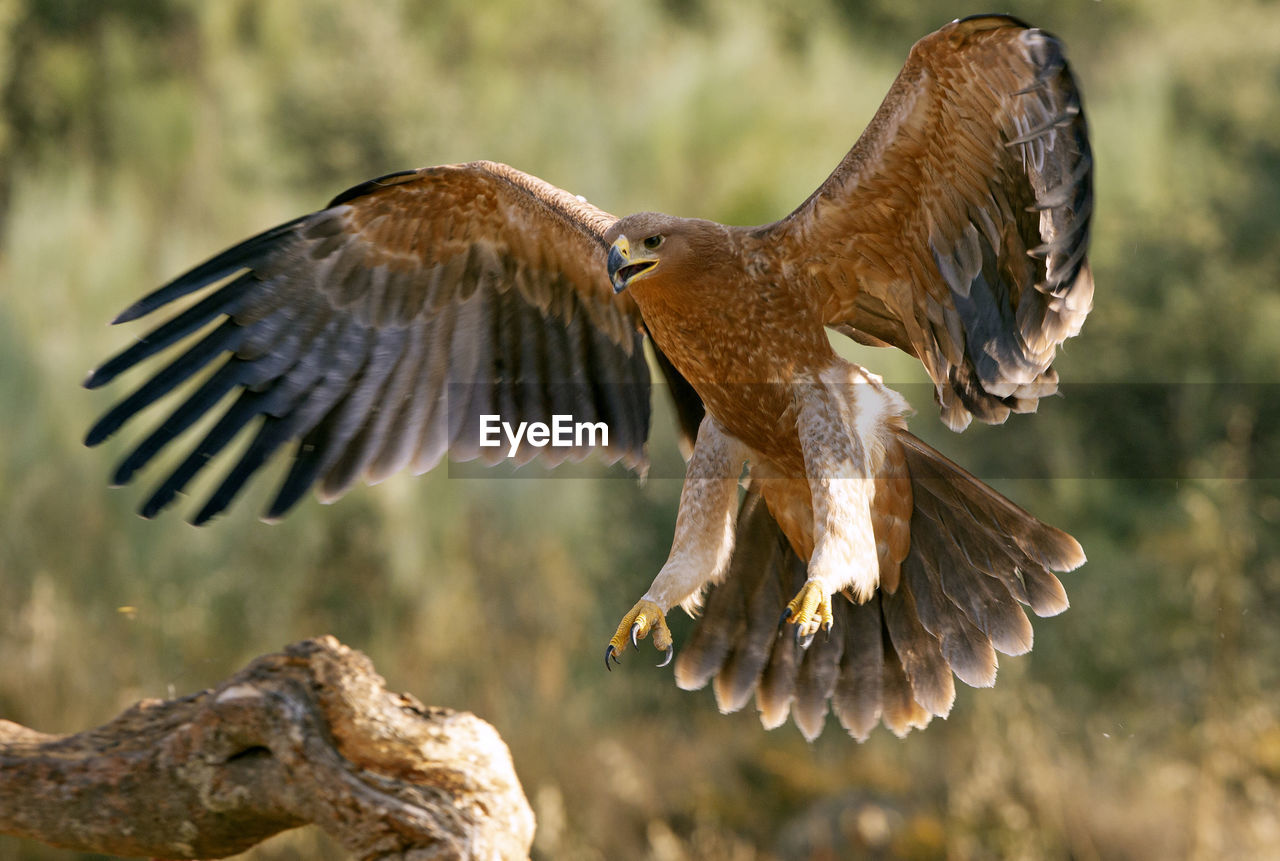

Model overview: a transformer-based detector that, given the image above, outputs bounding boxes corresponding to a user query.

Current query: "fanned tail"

[673,429,1083,741]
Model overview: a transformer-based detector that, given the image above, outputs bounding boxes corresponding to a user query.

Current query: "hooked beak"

[607,236,657,293]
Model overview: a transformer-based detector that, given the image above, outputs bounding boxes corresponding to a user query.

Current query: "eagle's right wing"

[86,161,652,524]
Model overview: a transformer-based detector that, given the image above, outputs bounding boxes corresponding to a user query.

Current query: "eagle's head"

[604,212,724,294]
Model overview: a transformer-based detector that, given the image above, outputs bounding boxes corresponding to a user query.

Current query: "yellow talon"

[782,581,833,645]
[605,599,674,670]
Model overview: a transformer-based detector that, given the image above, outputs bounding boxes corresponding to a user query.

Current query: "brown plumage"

[86,15,1091,740]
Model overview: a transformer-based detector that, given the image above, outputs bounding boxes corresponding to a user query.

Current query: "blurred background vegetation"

[2,0,1279,858]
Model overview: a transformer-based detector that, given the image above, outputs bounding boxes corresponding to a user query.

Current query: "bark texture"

[0,636,534,860]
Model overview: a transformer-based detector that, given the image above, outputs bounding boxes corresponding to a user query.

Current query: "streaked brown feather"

[871,444,913,593]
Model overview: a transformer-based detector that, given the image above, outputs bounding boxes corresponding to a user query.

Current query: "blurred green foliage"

[2,1,1280,858]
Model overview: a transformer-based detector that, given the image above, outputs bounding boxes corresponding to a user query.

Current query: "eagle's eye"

[643,234,664,250]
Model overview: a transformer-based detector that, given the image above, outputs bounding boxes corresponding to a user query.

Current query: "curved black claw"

[604,644,622,671]
[796,627,817,650]
[630,621,642,648]
[778,606,794,627]
[657,645,674,668]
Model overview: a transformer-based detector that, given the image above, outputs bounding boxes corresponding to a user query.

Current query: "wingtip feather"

[83,366,110,390]
[111,301,151,326]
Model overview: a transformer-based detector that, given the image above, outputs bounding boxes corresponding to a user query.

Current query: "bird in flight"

[86,15,1092,740]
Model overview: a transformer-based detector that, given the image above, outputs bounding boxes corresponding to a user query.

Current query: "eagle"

[85,15,1092,741]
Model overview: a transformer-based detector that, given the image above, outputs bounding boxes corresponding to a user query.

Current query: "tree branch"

[0,636,534,860]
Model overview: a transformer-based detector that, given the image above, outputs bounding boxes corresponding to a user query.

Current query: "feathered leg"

[605,414,747,668]
[782,364,908,644]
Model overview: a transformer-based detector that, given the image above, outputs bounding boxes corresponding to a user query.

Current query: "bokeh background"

[2,1,1279,858]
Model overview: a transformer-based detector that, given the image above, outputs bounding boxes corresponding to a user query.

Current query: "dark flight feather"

[86,162,651,522]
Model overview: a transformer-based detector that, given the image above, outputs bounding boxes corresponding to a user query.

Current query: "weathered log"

[0,636,534,860]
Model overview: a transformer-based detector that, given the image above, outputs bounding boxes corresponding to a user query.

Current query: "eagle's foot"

[780,580,833,648]
[605,599,673,670]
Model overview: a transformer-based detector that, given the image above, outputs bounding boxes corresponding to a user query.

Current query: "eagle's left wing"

[768,15,1093,430]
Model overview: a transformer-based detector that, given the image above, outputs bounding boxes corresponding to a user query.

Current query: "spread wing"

[770,15,1093,430]
[85,161,652,524]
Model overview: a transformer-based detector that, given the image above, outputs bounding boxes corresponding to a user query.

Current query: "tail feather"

[913,517,1036,656]
[791,614,845,741]
[676,492,778,704]
[879,628,933,738]
[757,624,802,731]
[902,551,998,688]
[881,574,956,719]
[672,430,1082,741]
[688,494,801,713]
[1025,565,1071,617]
[831,597,884,741]
[912,475,1067,612]
[899,432,1085,574]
